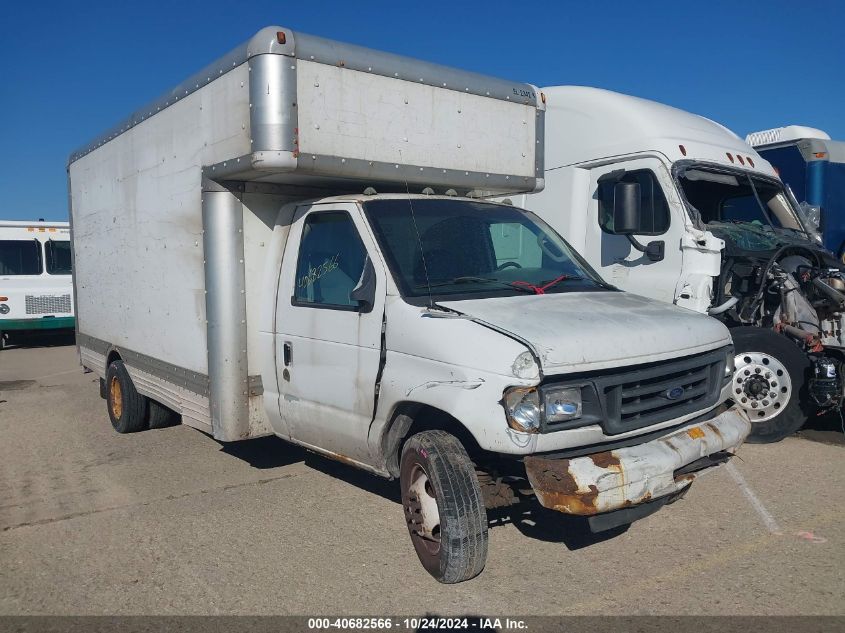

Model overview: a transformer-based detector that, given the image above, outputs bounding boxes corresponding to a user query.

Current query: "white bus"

[0,220,74,348]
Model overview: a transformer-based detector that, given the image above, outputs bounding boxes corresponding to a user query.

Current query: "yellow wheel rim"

[110,376,123,419]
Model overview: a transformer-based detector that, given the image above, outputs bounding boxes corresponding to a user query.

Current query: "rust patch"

[589,451,621,469]
[705,422,723,439]
[324,451,357,467]
[687,426,706,440]
[524,456,599,515]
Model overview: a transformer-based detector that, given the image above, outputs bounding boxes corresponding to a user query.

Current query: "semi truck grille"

[25,294,72,315]
[541,348,727,436]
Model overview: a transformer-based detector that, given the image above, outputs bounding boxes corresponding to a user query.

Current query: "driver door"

[274,203,385,463]
[583,158,686,304]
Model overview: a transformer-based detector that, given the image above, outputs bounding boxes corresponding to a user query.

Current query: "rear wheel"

[730,327,812,443]
[106,360,148,433]
[400,430,488,583]
[147,400,180,429]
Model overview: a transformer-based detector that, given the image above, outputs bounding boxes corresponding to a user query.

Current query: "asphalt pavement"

[1,342,843,615]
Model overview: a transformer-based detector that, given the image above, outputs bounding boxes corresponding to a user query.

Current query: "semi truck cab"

[516,86,845,443]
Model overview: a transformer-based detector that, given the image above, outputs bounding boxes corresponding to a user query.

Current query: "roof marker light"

[737,155,745,165]
[679,144,687,156]
[815,152,827,159]
[276,31,286,45]
[726,153,735,163]
[747,157,755,167]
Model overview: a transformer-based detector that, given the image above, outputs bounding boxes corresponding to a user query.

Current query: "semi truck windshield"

[677,167,805,233]
[363,198,607,300]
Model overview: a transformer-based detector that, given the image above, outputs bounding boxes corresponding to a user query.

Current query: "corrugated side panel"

[68,64,251,375]
[296,60,538,179]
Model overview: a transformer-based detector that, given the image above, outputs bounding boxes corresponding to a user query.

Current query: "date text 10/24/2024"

[307,618,528,630]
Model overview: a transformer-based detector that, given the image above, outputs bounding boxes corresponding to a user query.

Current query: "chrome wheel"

[732,351,792,422]
[404,463,441,554]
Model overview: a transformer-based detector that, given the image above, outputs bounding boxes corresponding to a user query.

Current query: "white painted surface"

[0,222,74,324]
[297,60,537,177]
[69,64,251,374]
[439,291,730,374]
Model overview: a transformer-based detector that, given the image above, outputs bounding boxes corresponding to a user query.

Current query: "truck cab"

[0,220,74,348]
[68,31,752,584]
[516,86,845,443]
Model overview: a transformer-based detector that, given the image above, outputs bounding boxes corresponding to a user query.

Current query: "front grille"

[542,348,727,435]
[25,294,72,315]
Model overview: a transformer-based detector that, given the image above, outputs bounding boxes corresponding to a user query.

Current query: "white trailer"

[69,29,749,582]
[517,86,845,443]
[0,220,74,348]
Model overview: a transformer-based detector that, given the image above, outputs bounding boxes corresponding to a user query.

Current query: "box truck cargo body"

[69,29,749,582]
[746,126,845,258]
[515,86,845,443]
[0,220,74,347]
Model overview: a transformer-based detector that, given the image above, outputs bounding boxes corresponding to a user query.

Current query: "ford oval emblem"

[665,386,685,400]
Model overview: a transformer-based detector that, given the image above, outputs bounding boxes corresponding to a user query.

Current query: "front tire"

[730,327,812,443]
[400,430,488,583]
[106,360,148,433]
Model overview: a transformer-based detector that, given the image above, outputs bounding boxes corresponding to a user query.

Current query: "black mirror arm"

[626,235,665,262]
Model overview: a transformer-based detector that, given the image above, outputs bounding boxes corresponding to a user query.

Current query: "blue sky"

[2,0,843,221]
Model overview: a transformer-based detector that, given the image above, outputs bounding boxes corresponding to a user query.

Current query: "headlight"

[543,386,582,423]
[503,387,541,433]
[511,351,540,380]
[504,385,585,433]
[0,304,8,315]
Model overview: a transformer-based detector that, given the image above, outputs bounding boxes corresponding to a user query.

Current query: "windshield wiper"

[511,274,589,294]
[418,274,603,295]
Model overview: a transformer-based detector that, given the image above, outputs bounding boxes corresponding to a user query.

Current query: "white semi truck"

[68,29,749,582]
[0,220,74,348]
[515,86,845,443]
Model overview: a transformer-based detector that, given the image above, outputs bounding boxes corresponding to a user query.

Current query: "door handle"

[283,342,293,366]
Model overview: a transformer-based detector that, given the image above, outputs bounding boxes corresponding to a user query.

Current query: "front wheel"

[730,327,812,443]
[400,430,488,583]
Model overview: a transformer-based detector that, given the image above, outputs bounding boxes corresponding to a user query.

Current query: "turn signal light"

[0,296,7,301]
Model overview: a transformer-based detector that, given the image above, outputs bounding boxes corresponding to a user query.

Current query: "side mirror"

[611,181,642,235]
[350,256,377,313]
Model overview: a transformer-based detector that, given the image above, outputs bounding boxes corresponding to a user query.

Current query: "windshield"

[45,240,73,275]
[363,198,608,301]
[0,240,42,275]
[677,166,806,236]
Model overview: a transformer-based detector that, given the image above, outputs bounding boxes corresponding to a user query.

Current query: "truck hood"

[438,291,730,375]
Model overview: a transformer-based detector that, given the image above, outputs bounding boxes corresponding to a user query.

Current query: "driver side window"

[293,211,367,310]
[598,169,670,235]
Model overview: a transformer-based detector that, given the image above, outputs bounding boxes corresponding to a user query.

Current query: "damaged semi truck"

[515,87,845,443]
[68,29,750,583]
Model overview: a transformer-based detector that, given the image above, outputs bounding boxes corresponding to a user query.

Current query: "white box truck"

[515,86,845,443]
[0,220,74,348]
[68,29,749,582]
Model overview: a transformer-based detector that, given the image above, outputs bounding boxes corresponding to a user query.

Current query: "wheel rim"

[403,463,441,557]
[109,376,123,419]
[732,351,792,422]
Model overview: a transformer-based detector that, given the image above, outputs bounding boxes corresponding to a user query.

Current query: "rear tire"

[105,360,148,433]
[730,327,812,443]
[400,430,488,583]
[147,400,180,429]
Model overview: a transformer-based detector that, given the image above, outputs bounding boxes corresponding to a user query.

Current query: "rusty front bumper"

[524,407,751,515]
